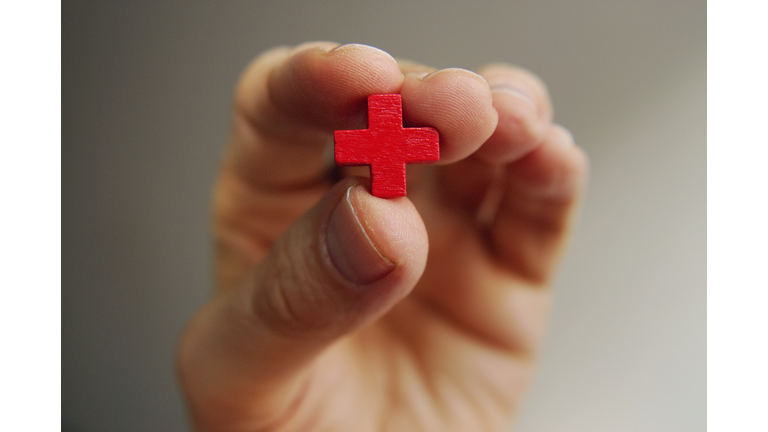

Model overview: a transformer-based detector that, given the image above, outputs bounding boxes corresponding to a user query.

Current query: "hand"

[177,42,588,431]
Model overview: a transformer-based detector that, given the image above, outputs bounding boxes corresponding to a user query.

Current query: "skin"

[177,42,589,432]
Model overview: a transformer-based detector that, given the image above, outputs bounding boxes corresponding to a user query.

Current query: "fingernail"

[490,85,537,112]
[408,71,431,80]
[326,186,395,284]
[420,70,439,80]
[330,43,354,52]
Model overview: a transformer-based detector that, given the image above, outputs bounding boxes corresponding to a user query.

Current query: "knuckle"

[258,283,323,337]
[250,258,347,338]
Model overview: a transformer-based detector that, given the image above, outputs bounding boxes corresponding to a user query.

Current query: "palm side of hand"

[178,42,587,432]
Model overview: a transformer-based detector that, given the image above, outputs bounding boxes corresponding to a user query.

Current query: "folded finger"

[492,124,588,283]
[474,64,554,164]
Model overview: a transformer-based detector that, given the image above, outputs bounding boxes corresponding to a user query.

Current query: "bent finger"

[492,124,588,284]
[475,64,554,164]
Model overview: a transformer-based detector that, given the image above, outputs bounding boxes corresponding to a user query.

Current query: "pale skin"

[177,42,588,431]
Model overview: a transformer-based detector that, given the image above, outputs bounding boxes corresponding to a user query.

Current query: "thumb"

[178,178,428,429]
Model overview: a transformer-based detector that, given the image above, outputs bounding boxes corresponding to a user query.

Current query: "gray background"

[63,1,705,431]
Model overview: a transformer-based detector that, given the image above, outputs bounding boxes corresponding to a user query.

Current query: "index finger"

[228,42,404,190]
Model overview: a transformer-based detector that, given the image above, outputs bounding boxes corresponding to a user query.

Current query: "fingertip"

[474,85,546,164]
[401,67,498,164]
[267,43,405,130]
[505,124,589,200]
[477,64,553,122]
[469,64,556,166]
[551,123,589,177]
[345,184,429,284]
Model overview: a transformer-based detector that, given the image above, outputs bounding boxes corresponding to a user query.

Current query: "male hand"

[177,42,588,431]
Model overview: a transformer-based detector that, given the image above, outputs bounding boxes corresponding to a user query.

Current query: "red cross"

[334,94,440,198]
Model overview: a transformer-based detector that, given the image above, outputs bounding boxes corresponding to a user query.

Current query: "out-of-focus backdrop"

[63,1,705,431]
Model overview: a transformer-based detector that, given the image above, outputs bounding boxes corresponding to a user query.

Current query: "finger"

[411,124,586,355]
[400,68,498,164]
[474,64,553,164]
[492,124,588,283]
[228,42,405,190]
[179,179,428,429]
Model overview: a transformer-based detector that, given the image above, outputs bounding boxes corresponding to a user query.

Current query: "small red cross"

[334,94,440,198]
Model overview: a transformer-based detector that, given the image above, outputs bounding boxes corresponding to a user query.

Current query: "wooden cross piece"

[334,94,440,198]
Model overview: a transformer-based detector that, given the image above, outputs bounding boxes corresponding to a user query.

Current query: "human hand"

[177,42,588,431]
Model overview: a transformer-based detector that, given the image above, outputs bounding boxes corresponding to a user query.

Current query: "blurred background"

[62,1,705,431]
